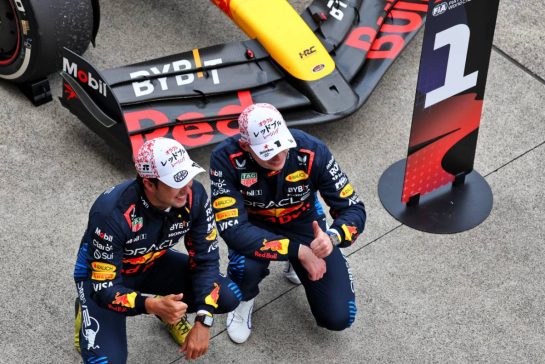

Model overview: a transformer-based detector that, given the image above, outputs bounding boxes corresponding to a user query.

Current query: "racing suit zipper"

[274,151,289,209]
[160,214,170,243]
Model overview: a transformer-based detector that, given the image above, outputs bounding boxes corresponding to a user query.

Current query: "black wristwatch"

[195,314,214,327]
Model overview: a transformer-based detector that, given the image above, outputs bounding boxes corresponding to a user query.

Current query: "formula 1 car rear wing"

[60,0,429,158]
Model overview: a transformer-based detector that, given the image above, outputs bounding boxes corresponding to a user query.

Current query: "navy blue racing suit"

[73,179,241,363]
[210,129,366,330]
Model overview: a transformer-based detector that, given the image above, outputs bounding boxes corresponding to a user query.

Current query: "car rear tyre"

[0,0,93,83]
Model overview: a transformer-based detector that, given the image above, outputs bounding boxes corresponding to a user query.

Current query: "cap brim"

[159,162,205,188]
[250,135,297,161]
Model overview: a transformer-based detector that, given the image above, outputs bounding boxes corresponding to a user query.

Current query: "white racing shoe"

[226,298,254,344]
[284,261,301,285]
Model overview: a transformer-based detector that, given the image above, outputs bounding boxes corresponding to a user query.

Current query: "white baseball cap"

[135,137,205,188]
[238,103,296,161]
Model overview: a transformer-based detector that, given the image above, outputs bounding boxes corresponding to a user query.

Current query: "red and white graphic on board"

[401,0,499,203]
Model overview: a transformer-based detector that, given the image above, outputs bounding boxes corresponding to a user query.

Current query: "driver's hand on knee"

[145,293,187,324]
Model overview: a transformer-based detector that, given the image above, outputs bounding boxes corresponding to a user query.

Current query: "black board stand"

[378,159,493,234]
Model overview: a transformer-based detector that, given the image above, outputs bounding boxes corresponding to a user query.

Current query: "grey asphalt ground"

[1,0,544,363]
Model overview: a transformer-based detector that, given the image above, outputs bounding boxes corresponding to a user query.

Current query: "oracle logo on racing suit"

[129,58,223,98]
[244,195,311,209]
[63,58,108,97]
[248,201,312,225]
[124,239,176,256]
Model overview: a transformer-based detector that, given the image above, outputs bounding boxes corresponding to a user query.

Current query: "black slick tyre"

[0,0,93,83]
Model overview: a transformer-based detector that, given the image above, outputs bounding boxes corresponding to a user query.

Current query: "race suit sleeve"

[210,151,300,261]
[185,183,222,314]
[86,212,148,315]
[314,143,366,248]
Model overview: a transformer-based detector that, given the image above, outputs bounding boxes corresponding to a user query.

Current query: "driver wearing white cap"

[73,137,241,362]
[210,103,366,344]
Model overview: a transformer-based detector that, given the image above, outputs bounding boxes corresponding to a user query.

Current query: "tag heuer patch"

[241,172,258,187]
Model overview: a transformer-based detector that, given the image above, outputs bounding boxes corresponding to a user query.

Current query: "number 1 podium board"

[379,0,499,234]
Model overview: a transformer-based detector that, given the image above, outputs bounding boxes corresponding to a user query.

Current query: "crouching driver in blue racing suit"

[73,137,241,362]
[209,103,366,343]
